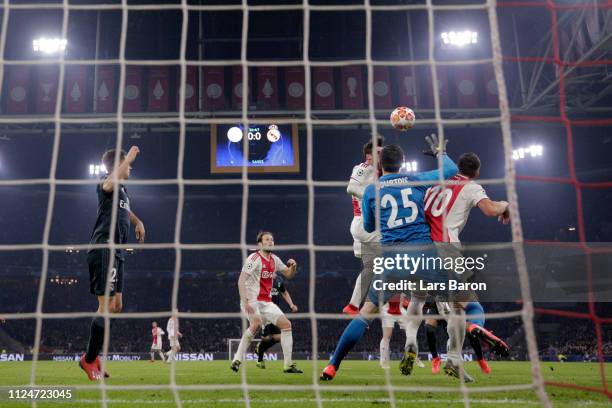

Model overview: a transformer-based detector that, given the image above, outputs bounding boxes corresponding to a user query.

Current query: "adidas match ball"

[390,106,415,131]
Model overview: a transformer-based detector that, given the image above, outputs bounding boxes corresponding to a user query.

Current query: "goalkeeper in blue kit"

[321,135,471,381]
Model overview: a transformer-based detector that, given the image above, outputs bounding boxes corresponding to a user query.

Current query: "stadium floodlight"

[89,163,107,176]
[32,37,67,54]
[441,31,478,47]
[402,161,418,172]
[512,145,543,161]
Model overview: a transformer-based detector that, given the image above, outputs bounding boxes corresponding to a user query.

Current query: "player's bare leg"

[444,303,473,383]
[344,272,363,314]
[379,326,393,369]
[400,292,426,376]
[276,316,302,373]
[231,314,262,372]
[166,343,180,363]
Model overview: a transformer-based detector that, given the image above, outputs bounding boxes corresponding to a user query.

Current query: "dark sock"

[258,337,278,362]
[426,324,438,358]
[468,333,484,360]
[85,317,105,364]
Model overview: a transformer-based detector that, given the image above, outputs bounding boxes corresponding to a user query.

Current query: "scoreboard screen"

[211,123,299,173]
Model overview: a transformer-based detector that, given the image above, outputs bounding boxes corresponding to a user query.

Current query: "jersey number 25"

[381,188,417,228]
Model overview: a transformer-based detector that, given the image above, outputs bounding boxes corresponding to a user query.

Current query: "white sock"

[280,329,293,369]
[349,273,362,307]
[166,349,175,362]
[150,351,154,360]
[380,337,390,365]
[446,308,466,364]
[234,328,254,363]
[159,351,166,361]
[404,294,426,351]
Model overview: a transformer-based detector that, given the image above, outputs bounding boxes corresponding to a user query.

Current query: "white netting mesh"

[0,1,553,407]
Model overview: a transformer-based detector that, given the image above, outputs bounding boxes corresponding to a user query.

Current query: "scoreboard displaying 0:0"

[210,123,300,173]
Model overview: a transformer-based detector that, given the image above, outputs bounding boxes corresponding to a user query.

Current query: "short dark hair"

[256,231,273,243]
[363,135,385,157]
[458,153,481,178]
[101,149,126,172]
[380,145,404,173]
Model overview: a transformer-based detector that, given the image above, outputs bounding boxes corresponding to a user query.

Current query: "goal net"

[0,0,610,407]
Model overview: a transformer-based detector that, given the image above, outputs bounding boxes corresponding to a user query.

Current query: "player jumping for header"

[423,152,511,375]
[231,231,302,373]
[80,146,146,381]
[343,135,384,314]
[321,135,459,381]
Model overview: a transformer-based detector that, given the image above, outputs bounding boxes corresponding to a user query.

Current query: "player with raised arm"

[231,231,302,373]
[80,146,145,381]
[343,136,384,315]
[255,275,298,368]
[342,135,385,315]
[165,315,182,363]
[423,152,510,375]
[321,135,459,381]
[150,321,166,362]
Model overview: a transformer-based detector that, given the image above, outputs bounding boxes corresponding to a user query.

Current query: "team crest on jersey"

[119,198,130,211]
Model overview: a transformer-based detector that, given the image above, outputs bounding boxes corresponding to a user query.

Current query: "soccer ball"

[390,106,415,131]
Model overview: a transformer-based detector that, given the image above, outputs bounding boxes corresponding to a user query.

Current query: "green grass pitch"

[0,360,610,407]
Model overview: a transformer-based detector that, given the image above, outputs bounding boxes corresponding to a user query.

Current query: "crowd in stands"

[1,262,610,361]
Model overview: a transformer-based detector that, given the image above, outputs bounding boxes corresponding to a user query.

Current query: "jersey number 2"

[381,188,417,228]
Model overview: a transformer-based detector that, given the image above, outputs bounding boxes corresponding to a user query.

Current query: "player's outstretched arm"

[102,145,140,192]
[478,199,510,219]
[129,211,146,243]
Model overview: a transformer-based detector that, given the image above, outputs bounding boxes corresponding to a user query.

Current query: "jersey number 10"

[381,188,417,229]
[424,185,453,217]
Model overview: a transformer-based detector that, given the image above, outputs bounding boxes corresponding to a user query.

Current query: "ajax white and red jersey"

[151,327,165,348]
[424,174,488,243]
[242,251,287,302]
[349,162,377,216]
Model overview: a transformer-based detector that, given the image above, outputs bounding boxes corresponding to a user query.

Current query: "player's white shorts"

[241,300,284,327]
[151,344,162,351]
[350,216,380,258]
[381,304,406,329]
[169,338,180,348]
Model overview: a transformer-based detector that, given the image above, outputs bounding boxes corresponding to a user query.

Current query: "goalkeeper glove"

[423,133,448,157]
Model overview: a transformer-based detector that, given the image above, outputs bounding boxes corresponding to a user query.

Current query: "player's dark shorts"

[87,249,124,296]
[261,323,281,337]
[424,302,446,326]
